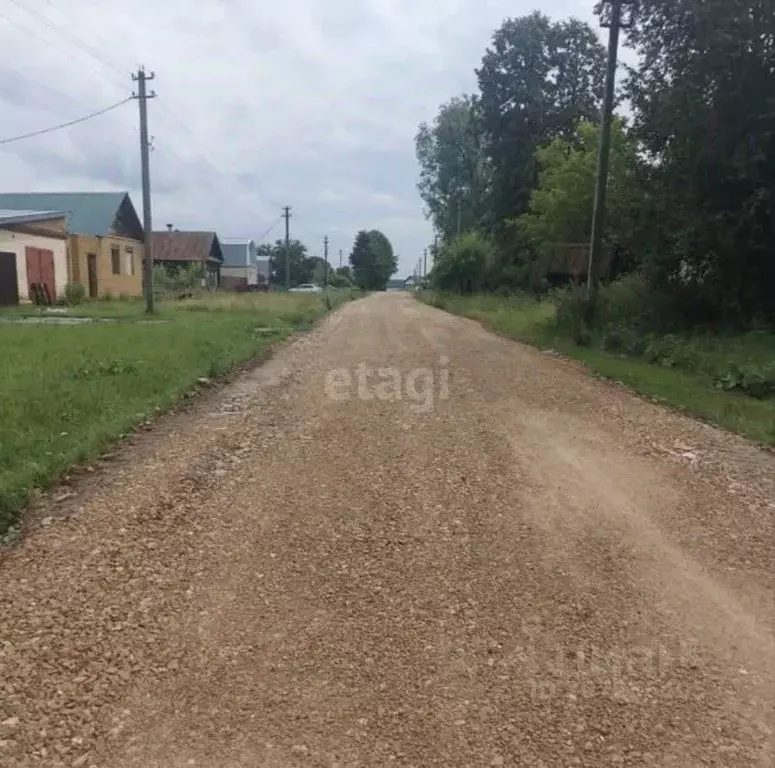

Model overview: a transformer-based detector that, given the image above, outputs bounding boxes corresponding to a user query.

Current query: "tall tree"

[476,12,606,228]
[415,96,491,241]
[349,230,398,290]
[261,239,314,287]
[624,0,775,324]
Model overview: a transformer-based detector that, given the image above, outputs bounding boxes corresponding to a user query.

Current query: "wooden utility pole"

[587,0,630,302]
[132,67,156,314]
[423,248,427,280]
[339,249,343,268]
[323,235,329,289]
[282,206,292,289]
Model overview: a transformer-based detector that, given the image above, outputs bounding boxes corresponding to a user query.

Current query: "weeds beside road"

[420,291,775,447]
[0,291,356,534]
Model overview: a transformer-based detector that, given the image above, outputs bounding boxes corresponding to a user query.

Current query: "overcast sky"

[0,0,602,277]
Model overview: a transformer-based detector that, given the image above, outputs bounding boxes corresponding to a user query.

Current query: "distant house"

[220,239,258,291]
[0,209,69,305]
[404,275,418,291]
[0,192,145,298]
[151,230,224,288]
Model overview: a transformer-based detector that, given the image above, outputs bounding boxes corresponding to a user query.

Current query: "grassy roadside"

[418,292,775,447]
[0,291,356,533]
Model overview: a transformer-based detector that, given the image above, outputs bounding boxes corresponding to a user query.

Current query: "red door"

[25,246,56,302]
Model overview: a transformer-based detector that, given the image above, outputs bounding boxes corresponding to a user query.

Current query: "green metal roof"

[0,192,138,237]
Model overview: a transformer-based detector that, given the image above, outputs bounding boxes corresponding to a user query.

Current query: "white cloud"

[0,0,600,275]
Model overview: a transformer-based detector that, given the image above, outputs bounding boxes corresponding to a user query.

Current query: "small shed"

[537,243,614,285]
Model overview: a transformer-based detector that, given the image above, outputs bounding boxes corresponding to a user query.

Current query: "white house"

[220,239,258,291]
[0,210,69,305]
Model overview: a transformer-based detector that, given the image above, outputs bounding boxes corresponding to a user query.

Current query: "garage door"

[0,251,19,305]
[26,246,56,303]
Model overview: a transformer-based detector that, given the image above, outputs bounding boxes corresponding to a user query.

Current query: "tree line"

[417,1,775,328]
[260,229,397,290]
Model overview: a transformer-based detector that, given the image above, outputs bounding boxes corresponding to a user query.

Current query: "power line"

[4,2,276,212]
[7,0,129,87]
[255,216,283,242]
[3,2,291,230]
[154,101,284,211]
[7,0,286,222]
[0,97,132,145]
[0,11,126,93]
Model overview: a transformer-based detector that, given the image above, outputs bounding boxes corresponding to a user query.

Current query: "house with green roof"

[0,192,145,298]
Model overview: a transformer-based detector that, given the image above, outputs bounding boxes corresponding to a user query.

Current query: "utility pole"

[323,235,329,290]
[423,248,427,280]
[282,206,292,289]
[339,249,343,269]
[587,0,631,302]
[132,67,156,314]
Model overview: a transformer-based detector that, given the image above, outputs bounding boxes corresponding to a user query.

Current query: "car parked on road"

[289,283,323,293]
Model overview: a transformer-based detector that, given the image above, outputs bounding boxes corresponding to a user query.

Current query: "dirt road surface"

[1,293,773,767]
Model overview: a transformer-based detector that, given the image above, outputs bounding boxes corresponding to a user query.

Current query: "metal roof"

[151,231,223,263]
[0,192,137,236]
[0,209,67,226]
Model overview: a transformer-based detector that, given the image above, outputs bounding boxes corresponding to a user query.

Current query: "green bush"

[64,282,86,306]
[554,286,594,345]
[326,271,353,289]
[715,364,775,400]
[153,264,204,297]
[431,232,494,293]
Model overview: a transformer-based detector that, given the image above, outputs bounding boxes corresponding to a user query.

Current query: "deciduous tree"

[624,0,775,323]
[476,13,606,228]
[415,96,491,241]
[261,240,314,287]
[349,230,398,290]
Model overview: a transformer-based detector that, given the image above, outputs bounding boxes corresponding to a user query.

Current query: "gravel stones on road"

[1,294,773,766]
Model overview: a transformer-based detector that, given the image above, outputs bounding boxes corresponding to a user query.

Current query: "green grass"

[0,291,355,533]
[419,291,775,447]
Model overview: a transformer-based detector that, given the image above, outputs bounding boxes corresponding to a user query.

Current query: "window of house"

[111,246,121,275]
[125,246,135,276]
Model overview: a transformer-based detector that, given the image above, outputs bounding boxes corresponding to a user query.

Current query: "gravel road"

[1,293,773,767]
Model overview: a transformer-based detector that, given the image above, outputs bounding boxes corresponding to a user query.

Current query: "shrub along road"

[0,293,773,766]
